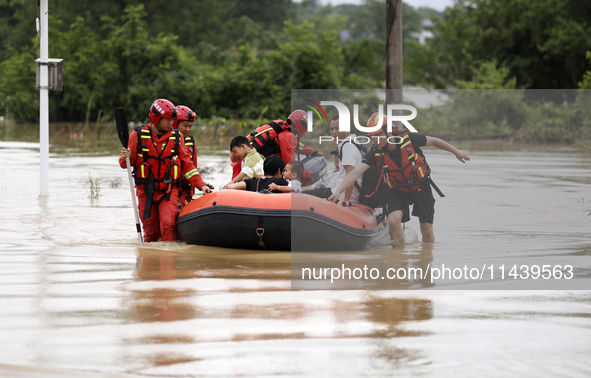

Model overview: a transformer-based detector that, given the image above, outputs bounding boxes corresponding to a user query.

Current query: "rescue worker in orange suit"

[173,105,206,210]
[328,112,470,245]
[119,99,212,242]
[247,109,323,166]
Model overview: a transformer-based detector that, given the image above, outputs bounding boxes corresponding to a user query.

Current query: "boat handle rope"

[256,228,266,249]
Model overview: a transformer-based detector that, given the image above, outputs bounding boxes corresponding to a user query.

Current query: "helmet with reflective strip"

[172,105,196,129]
[287,109,308,136]
[366,112,388,136]
[149,99,177,125]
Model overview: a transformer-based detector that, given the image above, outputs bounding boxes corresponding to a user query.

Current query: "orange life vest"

[374,128,429,193]
[181,134,196,200]
[183,134,196,161]
[247,119,291,157]
[133,125,182,191]
[133,125,184,220]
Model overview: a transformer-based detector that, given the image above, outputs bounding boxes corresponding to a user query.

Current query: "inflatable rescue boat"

[176,191,388,251]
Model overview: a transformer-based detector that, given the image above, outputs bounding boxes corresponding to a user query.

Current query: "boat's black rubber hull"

[177,206,291,250]
[290,209,388,251]
[176,206,388,252]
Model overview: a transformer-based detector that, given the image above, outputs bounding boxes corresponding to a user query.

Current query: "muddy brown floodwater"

[0,138,590,377]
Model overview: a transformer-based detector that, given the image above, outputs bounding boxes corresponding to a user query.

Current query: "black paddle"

[114,108,143,245]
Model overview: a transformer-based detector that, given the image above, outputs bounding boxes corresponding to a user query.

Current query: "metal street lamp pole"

[39,0,49,196]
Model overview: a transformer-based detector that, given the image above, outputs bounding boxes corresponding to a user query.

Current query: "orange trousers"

[137,188,179,242]
[178,189,192,212]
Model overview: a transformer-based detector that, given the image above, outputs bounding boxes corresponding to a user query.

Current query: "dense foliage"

[407,0,591,89]
[1,0,591,144]
[0,0,398,122]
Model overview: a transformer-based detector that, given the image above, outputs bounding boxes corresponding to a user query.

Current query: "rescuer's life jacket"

[247,119,292,158]
[375,128,429,193]
[360,128,444,209]
[181,134,197,202]
[133,125,182,219]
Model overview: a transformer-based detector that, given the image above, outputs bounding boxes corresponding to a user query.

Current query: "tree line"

[1,0,591,125]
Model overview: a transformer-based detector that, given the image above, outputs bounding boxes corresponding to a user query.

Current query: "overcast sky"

[315,0,454,12]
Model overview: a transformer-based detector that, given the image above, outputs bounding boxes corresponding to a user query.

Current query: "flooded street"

[0,136,590,377]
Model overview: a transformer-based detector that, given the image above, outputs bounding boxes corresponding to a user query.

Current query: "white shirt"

[336,134,364,203]
[289,179,302,193]
[310,168,340,192]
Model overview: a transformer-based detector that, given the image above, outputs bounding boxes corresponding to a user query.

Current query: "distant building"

[339,29,352,42]
[416,19,434,44]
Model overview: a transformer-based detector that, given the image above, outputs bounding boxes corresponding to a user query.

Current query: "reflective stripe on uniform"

[252,127,274,139]
[185,169,199,179]
[418,166,425,178]
[171,165,181,180]
[139,165,149,178]
[170,134,177,154]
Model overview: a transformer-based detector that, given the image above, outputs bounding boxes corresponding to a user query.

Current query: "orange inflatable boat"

[176,191,388,251]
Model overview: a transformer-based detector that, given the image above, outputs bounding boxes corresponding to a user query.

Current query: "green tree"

[0,0,38,62]
[1,1,432,122]
[0,47,38,121]
[0,5,203,122]
[429,0,591,89]
[194,21,349,119]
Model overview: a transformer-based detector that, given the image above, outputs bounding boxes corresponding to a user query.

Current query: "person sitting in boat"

[226,155,288,194]
[223,135,265,189]
[330,115,366,205]
[119,98,212,242]
[328,112,470,245]
[269,161,304,193]
[302,150,341,198]
[247,110,323,165]
[173,105,209,210]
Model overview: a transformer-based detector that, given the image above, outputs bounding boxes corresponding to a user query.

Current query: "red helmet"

[172,105,196,129]
[287,109,308,136]
[366,112,388,136]
[149,99,177,125]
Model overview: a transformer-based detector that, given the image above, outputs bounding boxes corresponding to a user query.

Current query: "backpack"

[357,144,387,209]
[359,164,388,208]
[338,138,367,162]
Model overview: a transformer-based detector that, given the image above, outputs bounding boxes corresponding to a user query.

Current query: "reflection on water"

[0,139,590,376]
[127,246,435,371]
[292,242,435,289]
[363,295,433,337]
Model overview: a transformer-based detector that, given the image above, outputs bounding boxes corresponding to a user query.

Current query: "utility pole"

[386,0,403,105]
[39,0,49,196]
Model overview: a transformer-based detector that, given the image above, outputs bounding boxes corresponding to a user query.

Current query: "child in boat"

[226,155,288,193]
[268,161,304,193]
[223,135,265,189]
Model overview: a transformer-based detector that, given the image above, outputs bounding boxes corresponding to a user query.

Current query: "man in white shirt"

[330,116,365,204]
